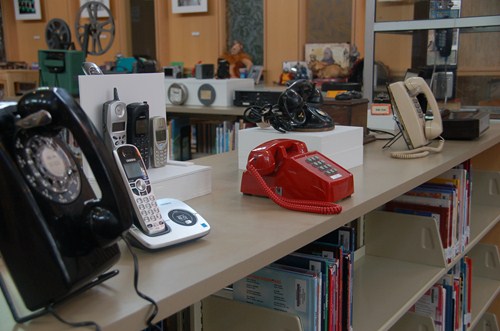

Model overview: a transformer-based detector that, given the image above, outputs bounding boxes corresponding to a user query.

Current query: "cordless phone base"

[127,198,210,250]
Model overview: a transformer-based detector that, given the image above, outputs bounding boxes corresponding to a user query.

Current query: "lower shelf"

[202,294,303,331]
[472,312,500,331]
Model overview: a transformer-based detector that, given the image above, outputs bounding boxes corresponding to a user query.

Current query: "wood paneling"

[263,0,306,84]
[2,0,130,66]
[3,0,356,82]
[154,0,225,70]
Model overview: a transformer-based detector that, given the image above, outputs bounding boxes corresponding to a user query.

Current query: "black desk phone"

[0,87,134,317]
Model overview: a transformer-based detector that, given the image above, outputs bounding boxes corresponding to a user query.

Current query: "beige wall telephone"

[388,77,444,159]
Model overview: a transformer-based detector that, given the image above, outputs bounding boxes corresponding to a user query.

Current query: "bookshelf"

[166,107,246,160]
[1,123,499,331]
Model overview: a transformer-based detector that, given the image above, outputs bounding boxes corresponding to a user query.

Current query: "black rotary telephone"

[243,79,334,132]
[0,87,134,319]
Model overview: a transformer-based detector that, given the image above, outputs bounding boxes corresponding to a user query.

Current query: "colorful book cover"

[276,252,339,331]
[433,167,469,254]
[385,200,451,258]
[315,226,355,331]
[393,188,456,261]
[409,284,446,331]
[297,242,345,331]
[464,256,472,328]
[233,264,320,331]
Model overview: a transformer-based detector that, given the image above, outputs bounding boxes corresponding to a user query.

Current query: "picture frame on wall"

[79,0,111,18]
[305,43,351,69]
[14,0,42,20]
[172,0,208,14]
[248,65,263,84]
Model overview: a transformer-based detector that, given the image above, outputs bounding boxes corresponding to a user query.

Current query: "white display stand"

[165,78,254,107]
[78,73,212,201]
[237,125,364,170]
[367,110,397,131]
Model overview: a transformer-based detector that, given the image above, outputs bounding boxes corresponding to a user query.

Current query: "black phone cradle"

[0,268,119,323]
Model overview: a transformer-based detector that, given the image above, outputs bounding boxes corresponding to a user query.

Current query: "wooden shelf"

[1,124,499,331]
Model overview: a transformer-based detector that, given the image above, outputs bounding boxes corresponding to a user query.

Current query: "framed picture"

[14,0,42,20]
[305,43,351,69]
[172,0,208,14]
[79,0,111,18]
[248,65,263,84]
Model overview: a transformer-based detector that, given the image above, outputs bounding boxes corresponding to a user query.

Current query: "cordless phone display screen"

[156,129,167,141]
[123,161,146,179]
[112,121,126,132]
[135,119,148,135]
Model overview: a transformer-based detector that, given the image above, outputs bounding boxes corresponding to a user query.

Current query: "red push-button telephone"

[240,139,354,214]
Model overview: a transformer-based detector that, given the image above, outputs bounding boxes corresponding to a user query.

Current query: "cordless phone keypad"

[305,155,339,177]
[113,134,126,146]
[129,178,165,234]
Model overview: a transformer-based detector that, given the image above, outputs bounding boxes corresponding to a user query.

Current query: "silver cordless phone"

[113,144,167,236]
[103,88,127,152]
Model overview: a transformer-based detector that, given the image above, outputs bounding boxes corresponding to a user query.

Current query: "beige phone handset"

[387,76,444,159]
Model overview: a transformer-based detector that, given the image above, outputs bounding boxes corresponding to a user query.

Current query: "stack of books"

[408,256,472,331]
[384,160,471,262]
[232,226,356,331]
[384,160,473,331]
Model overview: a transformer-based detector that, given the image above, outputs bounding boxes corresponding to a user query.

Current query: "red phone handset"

[241,139,354,215]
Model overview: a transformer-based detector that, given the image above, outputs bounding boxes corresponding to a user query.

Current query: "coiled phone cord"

[247,163,343,215]
[243,103,293,133]
[390,136,445,159]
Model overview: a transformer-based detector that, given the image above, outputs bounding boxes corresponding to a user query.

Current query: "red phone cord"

[247,164,343,215]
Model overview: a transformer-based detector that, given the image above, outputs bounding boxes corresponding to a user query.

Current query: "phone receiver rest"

[126,198,211,250]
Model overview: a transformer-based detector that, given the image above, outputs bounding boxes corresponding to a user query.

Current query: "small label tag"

[371,103,392,115]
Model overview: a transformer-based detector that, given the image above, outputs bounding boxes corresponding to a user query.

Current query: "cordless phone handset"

[113,144,168,236]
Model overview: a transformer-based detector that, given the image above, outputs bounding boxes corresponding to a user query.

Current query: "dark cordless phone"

[127,101,150,168]
[0,87,134,314]
[435,28,453,58]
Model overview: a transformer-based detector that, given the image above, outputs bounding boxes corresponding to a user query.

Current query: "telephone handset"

[435,28,453,58]
[388,76,444,159]
[243,79,333,133]
[0,87,134,313]
[240,139,354,214]
[279,79,334,132]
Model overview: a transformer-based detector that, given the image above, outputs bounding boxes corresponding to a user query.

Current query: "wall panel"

[2,0,130,66]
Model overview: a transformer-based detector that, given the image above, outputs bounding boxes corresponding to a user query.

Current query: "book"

[233,264,321,331]
[463,256,472,328]
[316,226,355,331]
[431,167,470,254]
[276,252,339,331]
[296,242,346,331]
[385,200,451,258]
[392,185,457,261]
[409,284,446,331]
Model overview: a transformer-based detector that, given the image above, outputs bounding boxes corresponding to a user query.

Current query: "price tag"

[371,103,392,115]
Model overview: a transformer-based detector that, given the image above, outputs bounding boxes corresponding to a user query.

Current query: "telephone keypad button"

[134,192,166,234]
